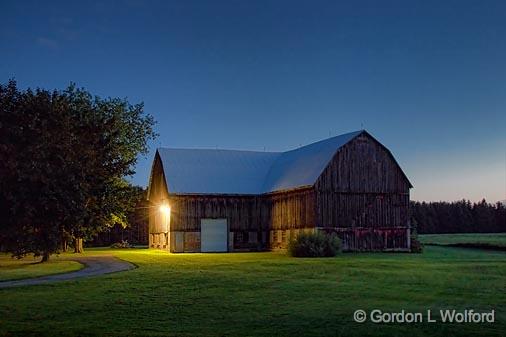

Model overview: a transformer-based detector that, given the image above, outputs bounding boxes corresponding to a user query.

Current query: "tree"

[410,199,506,234]
[0,81,79,261]
[60,85,157,253]
[89,186,148,247]
[0,80,156,261]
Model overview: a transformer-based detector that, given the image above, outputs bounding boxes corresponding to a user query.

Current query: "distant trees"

[411,199,506,234]
[0,80,156,261]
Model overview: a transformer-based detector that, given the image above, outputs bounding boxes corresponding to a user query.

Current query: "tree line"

[0,80,156,261]
[411,199,506,234]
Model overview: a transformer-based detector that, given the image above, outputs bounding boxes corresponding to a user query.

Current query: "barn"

[147,130,412,253]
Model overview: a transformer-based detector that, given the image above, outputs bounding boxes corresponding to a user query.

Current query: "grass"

[0,254,83,281]
[0,246,505,337]
[419,233,506,249]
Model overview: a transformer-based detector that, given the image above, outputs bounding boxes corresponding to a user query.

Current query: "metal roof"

[157,148,280,195]
[156,130,363,195]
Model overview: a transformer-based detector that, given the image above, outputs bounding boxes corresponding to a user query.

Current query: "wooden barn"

[147,130,412,253]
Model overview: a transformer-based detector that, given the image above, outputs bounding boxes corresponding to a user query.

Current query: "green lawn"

[0,247,505,337]
[419,233,506,249]
[0,254,83,281]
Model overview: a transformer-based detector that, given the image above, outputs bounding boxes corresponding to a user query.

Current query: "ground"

[0,243,505,336]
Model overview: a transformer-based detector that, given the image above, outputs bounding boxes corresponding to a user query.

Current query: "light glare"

[160,204,170,214]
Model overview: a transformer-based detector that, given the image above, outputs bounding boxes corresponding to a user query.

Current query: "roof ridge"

[157,147,281,154]
[157,130,364,154]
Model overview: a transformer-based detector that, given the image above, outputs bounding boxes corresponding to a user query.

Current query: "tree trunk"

[74,237,84,253]
[60,228,68,252]
[41,251,50,262]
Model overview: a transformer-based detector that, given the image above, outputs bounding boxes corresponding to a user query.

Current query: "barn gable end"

[315,131,411,194]
[314,131,411,250]
[147,152,171,248]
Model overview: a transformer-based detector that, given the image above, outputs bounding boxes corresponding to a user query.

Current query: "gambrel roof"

[153,130,410,195]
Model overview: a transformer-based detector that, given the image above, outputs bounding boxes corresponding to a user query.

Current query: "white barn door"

[201,218,228,252]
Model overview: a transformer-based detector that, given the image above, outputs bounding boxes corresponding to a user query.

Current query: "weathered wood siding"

[167,194,271,251]
[314,133,411,250]
[268,188,316,249]
[315,193,409,228]
[321,227,410,251]
[168,195,269,232]
[269,188,315,230]
[166,189,316,251]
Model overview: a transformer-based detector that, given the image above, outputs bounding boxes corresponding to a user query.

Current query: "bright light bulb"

[160,205,170,214]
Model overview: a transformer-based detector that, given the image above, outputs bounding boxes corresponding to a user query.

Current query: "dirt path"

[0,256,136,289]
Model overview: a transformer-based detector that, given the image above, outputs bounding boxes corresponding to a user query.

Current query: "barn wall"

[314,133,411,251]
[168,194,270,252]
[168,195,269,232]
[320,227,410,251]
[166,187,316,252]
[315,192,409,228]
[268,187,316,249]
[315,133,411,195]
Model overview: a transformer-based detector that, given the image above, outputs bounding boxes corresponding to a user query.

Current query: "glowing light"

[160,204,171,215]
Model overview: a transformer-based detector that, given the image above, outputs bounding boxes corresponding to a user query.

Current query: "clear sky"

[1,0,505,202]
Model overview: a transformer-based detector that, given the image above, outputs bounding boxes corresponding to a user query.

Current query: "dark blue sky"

[1,0,505,201]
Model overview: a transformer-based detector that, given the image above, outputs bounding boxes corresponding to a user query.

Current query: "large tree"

[0,80,156,260]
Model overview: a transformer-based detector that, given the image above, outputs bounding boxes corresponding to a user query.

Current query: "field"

[0,246,505,337]
[419,233,506,250]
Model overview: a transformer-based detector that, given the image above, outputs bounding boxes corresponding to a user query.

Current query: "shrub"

[110,240,133,249]
[410,237,423,253]
[409,228,424,253]
[288,231,342,257]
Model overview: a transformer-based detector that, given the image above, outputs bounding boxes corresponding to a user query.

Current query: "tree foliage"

[411,199,505,234]
[0,80,156,260]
